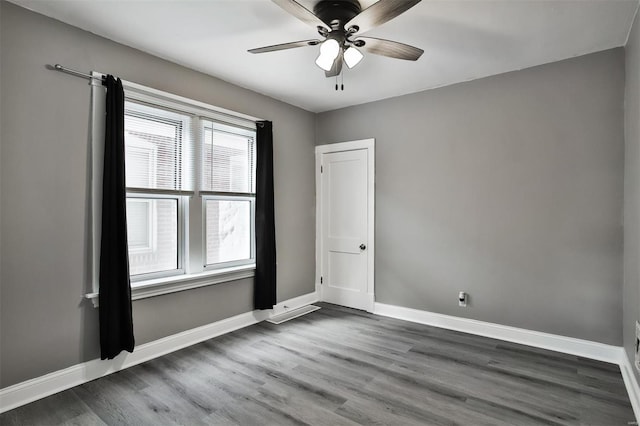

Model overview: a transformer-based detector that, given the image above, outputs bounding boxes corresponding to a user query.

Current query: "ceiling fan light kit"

[343,46,364,69]
[249,0,424,83]
[316,38,341,71]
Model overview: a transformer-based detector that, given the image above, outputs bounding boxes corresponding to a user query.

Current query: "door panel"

[328,252,366,291]
[321,148,370,311]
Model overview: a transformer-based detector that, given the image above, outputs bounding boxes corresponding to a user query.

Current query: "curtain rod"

[50,64,104,81]
[50,63,265,125]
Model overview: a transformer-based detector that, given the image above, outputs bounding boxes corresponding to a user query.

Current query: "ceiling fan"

[249,0,424,78]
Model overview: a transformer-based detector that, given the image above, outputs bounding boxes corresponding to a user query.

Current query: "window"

[201,121,256,269]
[87,81,259,305]
[124,101,189,280]
[121,99,257,285]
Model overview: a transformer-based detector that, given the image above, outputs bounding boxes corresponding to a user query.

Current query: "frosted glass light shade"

[315,39,341,71]
[344,46,363,68]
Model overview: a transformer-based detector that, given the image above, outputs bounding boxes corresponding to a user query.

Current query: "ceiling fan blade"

[248,39,321,54]
[345,0,421,35]
[272,0,330,31]
[356,37,423,61]
[325,50,344,78]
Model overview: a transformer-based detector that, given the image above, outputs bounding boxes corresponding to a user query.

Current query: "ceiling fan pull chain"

[341,70,344,91]
[335,74,338,91]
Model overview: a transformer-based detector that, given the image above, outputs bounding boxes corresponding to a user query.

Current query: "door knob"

[359,244,366,250]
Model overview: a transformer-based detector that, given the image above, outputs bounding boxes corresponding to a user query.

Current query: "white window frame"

[200,120,257,270]
[123,101,190,281]
[87,72,261,307]
[202,194,256,270]
[125,193,186,281]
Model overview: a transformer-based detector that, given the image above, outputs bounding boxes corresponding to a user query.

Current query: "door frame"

[315,138,375,312]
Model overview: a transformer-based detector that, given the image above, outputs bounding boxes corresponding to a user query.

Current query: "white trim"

[315,138,375,154]
[90,73,105,296]
[315,139,375,313]
[314,154,322,299]
[621,351,640,422]
[92,72,261,128]
[374,303,623,364]
[85,265,256,307]
[0,291,318,414]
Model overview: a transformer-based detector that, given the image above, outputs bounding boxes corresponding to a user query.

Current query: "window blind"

[201,120,256,194]
[124,101,194,192]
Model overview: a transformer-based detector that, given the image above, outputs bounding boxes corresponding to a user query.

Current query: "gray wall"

[624,8,640,382]
[0,1,316,388]
[316,49,625,345]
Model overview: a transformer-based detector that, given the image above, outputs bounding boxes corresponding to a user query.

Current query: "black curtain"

[254,121,277,309]
[99,75,135,360]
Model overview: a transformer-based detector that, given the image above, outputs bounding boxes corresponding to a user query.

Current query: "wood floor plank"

[252,382,362,426]
[384,361,580,425]
[71,375,172,425]
[0,388,95,425]
[0,302,635,425]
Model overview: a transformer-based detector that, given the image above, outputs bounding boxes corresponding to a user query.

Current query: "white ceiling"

[9,0,640,112]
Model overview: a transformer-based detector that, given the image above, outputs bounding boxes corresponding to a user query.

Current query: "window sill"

[85,264,255,308]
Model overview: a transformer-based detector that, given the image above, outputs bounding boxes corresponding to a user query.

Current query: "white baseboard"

[0,291,319,414]
[374,302,623,363]
[621,351,640,422]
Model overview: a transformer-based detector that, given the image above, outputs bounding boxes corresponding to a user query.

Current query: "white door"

[316,139,374,312]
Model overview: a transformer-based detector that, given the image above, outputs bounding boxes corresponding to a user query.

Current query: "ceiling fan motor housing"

[313,0,361,31]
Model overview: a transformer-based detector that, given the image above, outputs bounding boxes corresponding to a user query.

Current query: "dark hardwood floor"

[1,303,635,425]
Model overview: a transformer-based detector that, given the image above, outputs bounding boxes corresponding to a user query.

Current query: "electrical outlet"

[634,321,640,372]
[458,291,467,307]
